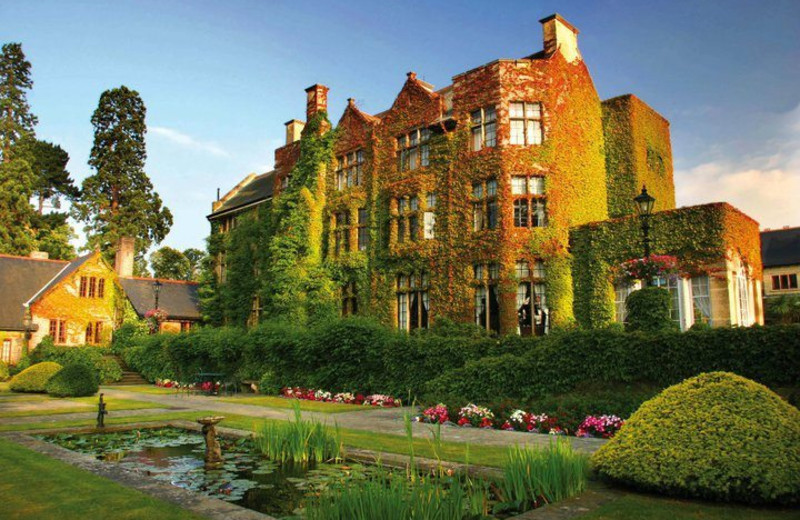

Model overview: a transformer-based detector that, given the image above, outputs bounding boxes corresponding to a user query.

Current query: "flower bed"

[155,378,222,395]
[280,387,402,407]
[416,404,624,439]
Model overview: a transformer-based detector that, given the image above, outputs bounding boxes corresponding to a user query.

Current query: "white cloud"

[675,103,800,230]
[150,126,230,157]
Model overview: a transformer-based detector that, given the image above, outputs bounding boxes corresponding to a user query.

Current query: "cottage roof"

[761,227,800,268]
[0,254,69,331]
[208,170,275,220]
[119,277,202,321]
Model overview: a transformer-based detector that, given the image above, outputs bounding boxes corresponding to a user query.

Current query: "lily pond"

[39,428,387,518]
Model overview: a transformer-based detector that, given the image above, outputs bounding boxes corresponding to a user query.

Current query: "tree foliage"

[0,43,37,161]
[150,246,192,280]
[0,158,38,254]
[31,212,76,260]
[71,86,172,264]
[13,137,78,212]
[183,248,204,280]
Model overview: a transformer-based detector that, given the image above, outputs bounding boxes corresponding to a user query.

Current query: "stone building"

[208,13,763,334]
[761,226,800,298]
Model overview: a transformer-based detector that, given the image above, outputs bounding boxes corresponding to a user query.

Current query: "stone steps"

[106,354,148,385]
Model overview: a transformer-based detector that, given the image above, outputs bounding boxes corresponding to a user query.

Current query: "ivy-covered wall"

[602,94,675,218]
[570,203,762,328]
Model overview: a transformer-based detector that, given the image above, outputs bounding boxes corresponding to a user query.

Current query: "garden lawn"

[0,382,10,393]
[0,397,162,419]
[577,492,800,520]
[218,394,372,413]
[0,437,205,520]
[104,384,179,395]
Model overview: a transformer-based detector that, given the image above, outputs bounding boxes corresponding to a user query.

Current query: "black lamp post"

[634,185,656,286]
[153,280,163,309]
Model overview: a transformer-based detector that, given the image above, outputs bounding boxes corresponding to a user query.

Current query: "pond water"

[38,428,386,518]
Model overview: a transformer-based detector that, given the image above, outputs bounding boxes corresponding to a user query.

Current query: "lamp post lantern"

[153,280,163,310]
[634,185,656,285]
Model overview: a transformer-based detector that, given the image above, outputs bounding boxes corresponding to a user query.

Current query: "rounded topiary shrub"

[591,372,800,504]
[9,361,63,393]
[45,364,99,397]
[625,286,676,332]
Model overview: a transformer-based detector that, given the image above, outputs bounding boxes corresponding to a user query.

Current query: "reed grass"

[253,402,343,464]
[498,438,588,509]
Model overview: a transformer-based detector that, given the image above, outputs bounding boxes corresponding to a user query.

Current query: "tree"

[71,86,172,265]
[0,158,37,254]
[150,246,191,280]
[31,212,76,260]
[183,247,204,280]
[0,43,37,162]
[13,137,78,213]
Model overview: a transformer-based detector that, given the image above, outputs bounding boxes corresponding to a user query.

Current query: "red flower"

[457,417,470,426]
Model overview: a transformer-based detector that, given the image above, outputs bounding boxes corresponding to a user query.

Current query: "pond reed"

[253,403,343,464]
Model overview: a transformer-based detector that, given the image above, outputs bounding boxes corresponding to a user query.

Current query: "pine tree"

[0,43,37,162]
[13,137,78,213]
[0,158,37,254]
[71,86,172,264]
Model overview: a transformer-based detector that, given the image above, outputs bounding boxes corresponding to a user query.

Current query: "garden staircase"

[107,355,148,386]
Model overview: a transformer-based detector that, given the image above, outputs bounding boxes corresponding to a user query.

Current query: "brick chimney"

[114,237,135,277]
[305,84,329,121]
[539,14,581,63]
[284,119,305,144]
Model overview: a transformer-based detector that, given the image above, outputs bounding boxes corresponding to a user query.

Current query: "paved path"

[96,386,606,454]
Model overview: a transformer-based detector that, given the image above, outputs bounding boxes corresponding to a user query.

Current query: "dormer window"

[509,102,543,145]
[471,105,497,151]
[397,128,430,171]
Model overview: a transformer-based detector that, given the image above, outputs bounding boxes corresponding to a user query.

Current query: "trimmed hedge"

[45,364,99,397]
[31,339,122,383]
[625,287,676,332]
[9,362,63,393]
[591,372,800,504]
[114,319,800,402]
[0,361,8,381]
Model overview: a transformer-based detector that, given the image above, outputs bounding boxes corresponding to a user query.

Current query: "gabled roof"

[0,254,69,331]
[119,277,201,321]
[25,252,95,307]
[208,170,275,220]
[761,227,800,268]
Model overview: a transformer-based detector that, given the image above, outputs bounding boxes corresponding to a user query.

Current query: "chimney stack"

[115,237,135,278]
[29,251,49,260]
[304,84,329,121]
[284,119,305,144]
[539,14,581,63]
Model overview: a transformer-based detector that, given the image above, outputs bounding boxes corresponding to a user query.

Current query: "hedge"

[114,319,800,402]
[31,340,122,384]
[46,364,99,397]
[9,362,63,393]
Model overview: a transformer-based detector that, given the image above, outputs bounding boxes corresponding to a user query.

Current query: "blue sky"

[3,0,799,256]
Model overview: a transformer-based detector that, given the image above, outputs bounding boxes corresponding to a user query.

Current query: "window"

[511,175,546,228]
[358,208,369,251]
[471,105,497,151]
[79,276,87,297]
[472,179,498,231]
[653,276,682,326]
[88,277,97,298]
[336,149,364,190]
[691,276,712,326]
[333,211,350,255]
[80,276,104,298]
[516,260,548,336]
[49,319,67,345]
[248,296,262,328]
[424,212,436,239]
[509,102,543,145]
[614,283,639,324]
[474,262,501,333]
[737,269,753,326]
[97,278,105,298]
[342,282,358,316]
[397,128,430,171]
[771,274,798,290]
[181,321,193,332]
[397,273,429,330]
[1,339,10,364]
[85,321,103,345]
[396,196,424,243]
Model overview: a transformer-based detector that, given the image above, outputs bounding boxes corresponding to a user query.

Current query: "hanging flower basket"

[144,308,168,333]
[615,254,679,285]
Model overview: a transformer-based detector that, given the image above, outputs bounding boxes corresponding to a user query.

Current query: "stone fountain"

[196,416,225,470]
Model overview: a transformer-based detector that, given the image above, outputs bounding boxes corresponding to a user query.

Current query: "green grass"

[219,394,371,413]
[577,492,800,520]
[0,437,205,520]
[103,384,177,395]
[500,439,588,506]
[0,397,162,418]
[0,381,10,393]
[254,404,343,463]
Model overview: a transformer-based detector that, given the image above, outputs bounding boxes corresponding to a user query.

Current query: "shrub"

[258,371,279,395]
[591,372,800,505]
[0,361,8,381]
[625,286,676,332]
[97,357,123,383]
[9,362,63,393]
[45,364,99,397]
